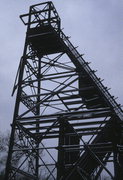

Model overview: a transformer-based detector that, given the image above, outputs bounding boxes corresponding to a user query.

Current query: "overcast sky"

[0,0,123,132]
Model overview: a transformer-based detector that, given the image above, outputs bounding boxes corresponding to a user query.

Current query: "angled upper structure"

[5,1,123,180]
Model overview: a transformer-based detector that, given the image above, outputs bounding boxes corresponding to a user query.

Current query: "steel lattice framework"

[5,2,123,180]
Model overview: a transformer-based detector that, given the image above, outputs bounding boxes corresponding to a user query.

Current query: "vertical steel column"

[35,56,41,179]
[57,117,65,180]
[4,7,32,180]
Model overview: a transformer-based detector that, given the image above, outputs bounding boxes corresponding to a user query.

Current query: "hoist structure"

[5,1,123,180]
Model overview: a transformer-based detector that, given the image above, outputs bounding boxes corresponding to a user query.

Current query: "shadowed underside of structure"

[5,1,123,180]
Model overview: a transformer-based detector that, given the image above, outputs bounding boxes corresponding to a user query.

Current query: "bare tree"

[0,131,47,179]
[0,131,10,179]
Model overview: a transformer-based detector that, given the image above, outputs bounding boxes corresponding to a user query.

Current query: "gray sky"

[0,0,123,132]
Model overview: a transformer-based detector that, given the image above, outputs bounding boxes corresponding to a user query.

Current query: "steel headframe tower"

[5,1,123,180]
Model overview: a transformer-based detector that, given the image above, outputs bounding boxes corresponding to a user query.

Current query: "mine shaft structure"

[5,2,123,180]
